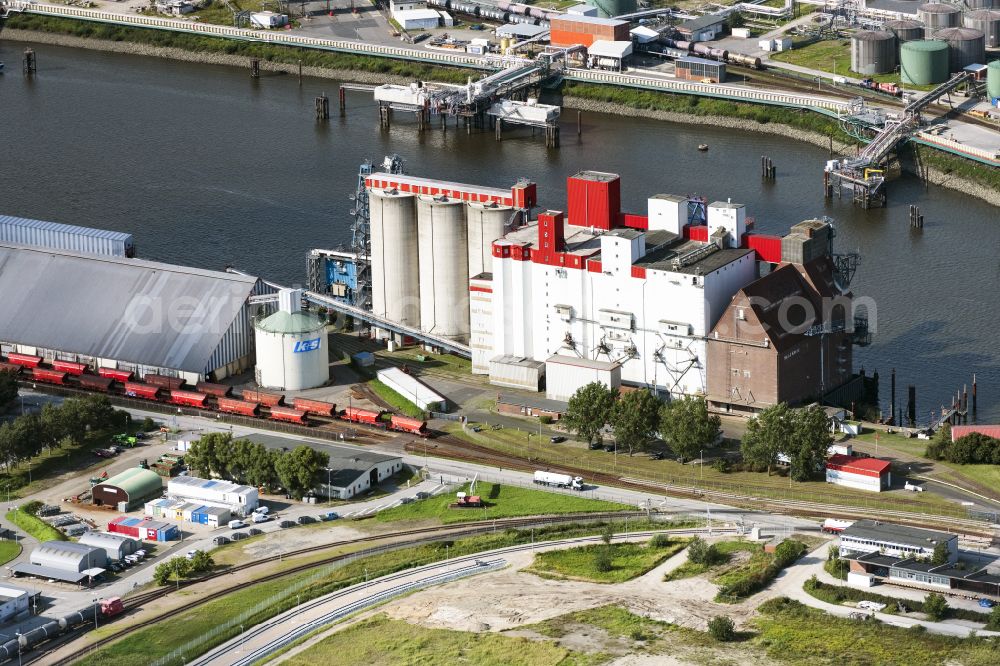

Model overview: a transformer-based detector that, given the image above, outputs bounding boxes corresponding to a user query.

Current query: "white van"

[228,519,246,529]
[251,513,270,523]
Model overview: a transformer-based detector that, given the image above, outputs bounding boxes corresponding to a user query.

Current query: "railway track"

[32,511,647,665]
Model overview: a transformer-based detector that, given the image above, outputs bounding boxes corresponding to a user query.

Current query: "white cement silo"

[417,195,470,342]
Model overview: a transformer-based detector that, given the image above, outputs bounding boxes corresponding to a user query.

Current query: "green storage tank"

[587,0,636,18]
[989,60,1000,100]
[900,40,950,85]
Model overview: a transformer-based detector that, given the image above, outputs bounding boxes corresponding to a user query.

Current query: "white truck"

[904,481,925,492]
[533,470,584,491]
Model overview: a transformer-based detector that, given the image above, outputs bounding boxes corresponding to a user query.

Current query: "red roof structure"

[950,425,1000,442]
[826,454,891,478]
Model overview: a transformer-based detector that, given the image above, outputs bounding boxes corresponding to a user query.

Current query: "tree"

[593,547,613,573]
[244,442,277,489]
[707,615,736,642]
[141,417,157,432]
[189,551,215,574]
[185,432,233,479]
[741,403,793,475]
[659,395,721,463]
[601,524,614,545]
[0,374,17,410]
[687,536,719,566]
[274,445,329,499]
[562,382,617,448]
[789,405,833,482]
[153,557,193,586]
[987,604,1000,631]
[923,592,948,621]
[924,423,951,460]
[931,541,949,566]
[611,389,660,456]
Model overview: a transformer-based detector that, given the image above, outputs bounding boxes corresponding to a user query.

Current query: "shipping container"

[0,362,21,375]
[51,360,88,375]
[195,381,232,397]
[99,367,134,382]
[292,397,337,417]
[30,368,67,385]
[6,353,42,368]
[242,389,285,407]
[389,415,428,436]
[0,214,136,257]
[108,516,143,538]
[144,374,186,390]
[216,397,261,416]
[78,374,114,392]
[268,406,308,424]
[124,382,163,400]
[168,390,208,408]
[340,407,385,425]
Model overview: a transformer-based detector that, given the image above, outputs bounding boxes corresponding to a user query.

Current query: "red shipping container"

[51,360,87,375]
[31,368,67,385]
[144,374,185,390]
[99,367,134,382]
[217,397,260,416]
[79,375,114,392]
[269,406,308,424]
[169,390,208,408]
[7,353,42,368]
[124,382,162,400]
[686,225,709,242]
[292,397,337,417]
[196,381,232,397]
[242,389,284,407]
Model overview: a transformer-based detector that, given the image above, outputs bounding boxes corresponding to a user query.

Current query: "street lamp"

[325,468,332,505]
[239,624,245,653]
[92,597,102,630]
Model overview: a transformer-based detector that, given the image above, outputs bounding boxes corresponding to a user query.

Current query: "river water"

[1,42,998,422]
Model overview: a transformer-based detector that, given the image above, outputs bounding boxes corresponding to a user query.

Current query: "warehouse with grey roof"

[0,243,262,383]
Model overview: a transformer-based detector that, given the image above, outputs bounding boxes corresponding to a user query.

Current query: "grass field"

[375,482,633,524]
[5,509,66,543]
[367,379,426,419]
[281,614,598,666]
[527,538,690,584]
[769,39,926,87]
[663,539,759,582]
[0,541,22,566]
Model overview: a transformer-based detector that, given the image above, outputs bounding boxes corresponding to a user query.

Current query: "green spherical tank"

[587,0,636,18]
[900,40,950,85]
[988,60,1000,100]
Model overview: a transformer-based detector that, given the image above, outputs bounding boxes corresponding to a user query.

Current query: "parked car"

[297,515,315,525]
[185,549,199,560]
[649,451,665,460]
[213,536,230,545]
[603,445,616,453]
[320,512,339,521]
[399,497,414,504]
[248,528,263,536]
[279,520,296,529]
[979,598,995,608]
[134,549,146,558]
[415,491,430,499]
[253,506,269,515]
[549,436,566,444]
[252,513,270,524]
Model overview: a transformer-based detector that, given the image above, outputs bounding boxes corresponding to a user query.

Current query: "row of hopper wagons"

[0,353,429,436]
[0,597,124,663]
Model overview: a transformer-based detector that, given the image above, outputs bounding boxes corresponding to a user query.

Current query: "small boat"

[698,144,709,151]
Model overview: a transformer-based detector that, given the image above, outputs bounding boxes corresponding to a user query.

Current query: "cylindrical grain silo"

[589,0,636,18]
[254,289,329,391]
[885,19,926,43]
[918,3,962,37]
[964,10,1000,49]
[962,0,996,9]
[467,201,514,278]
[901,39,951,84]
[851,30,898,74]
[370,188,420,333]
[417,195,470,342]
[987,60,1000,99]
[934,27,986,72]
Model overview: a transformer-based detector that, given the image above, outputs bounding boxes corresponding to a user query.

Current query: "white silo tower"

[467,201,515,278]
[417,195,470,342]
[370,187,420,338]
[254,289,329,391]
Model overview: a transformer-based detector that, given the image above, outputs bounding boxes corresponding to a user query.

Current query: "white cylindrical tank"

[370,188,420,331]
[253,299,328,391]
[466,201,514,278]
[417,195,470,342]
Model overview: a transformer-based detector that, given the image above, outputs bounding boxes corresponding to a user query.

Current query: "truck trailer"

[533,470,584,490]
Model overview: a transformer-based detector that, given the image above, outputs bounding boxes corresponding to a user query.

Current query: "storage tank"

[918,3,962,37]
[963,0,996,9]
[588,0,636,18]
[851,30,898,74]
[934,27,986,72]
[964,10,1000,49]
[370,187,420,333]
[254,289,328,391]
[989,59,1000,99]
[417,195,470,342]
[900,39,950,84]
[467,201,513,278]
[885,19,925,43]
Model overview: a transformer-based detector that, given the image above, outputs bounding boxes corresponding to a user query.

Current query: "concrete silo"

[851,30,898,74]
[370,188,420,336]
[964,10,1000,49]
[417,195,470,342]
[254,289,329,391]
[885,19,926,43]
[918,3,962,37]
[989,60,1000,100]
[467,201,514,278]
[900,39,950,84]
[934,27,987,72]
[962,0,996,9]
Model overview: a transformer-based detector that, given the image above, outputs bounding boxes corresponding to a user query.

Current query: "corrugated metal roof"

[100,467,163,499]
[0,215,133,243]
[0,243,258,373]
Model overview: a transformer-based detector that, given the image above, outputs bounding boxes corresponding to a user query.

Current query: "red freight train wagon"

[30,368,67,385]
[168,390,208,408]
[341,407,384,426]
[124,382,163,400]
[6,353,42,368]
[51,360,87,375]
[79,375,115,392]
[99,368,134,382]
[216,397,260,417]
[0,362,21,375]
[292,397,337,417]
[242,390,284,407]
[195,382,232,398]
[268,406,308,424]
[144,374,186,391]
[389,415,428,436]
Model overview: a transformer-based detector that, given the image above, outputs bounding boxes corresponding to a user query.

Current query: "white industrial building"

[478,172,756,398]
[376,367,447,412]
[394,8,441,30]
[839,520,958,563]
[167,476,259,516]
[0,585,36,623]
[825,454,892,492]
[0,215,135,257]
[588,40,633,71]
[254,289,329,391]
[546,355,621,401]
[78,531,141,561]
[249,11,287,28]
